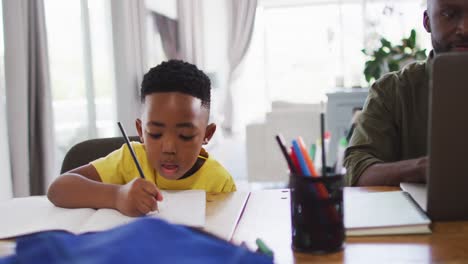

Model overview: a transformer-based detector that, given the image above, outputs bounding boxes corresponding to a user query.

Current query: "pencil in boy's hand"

[117,122,146,179]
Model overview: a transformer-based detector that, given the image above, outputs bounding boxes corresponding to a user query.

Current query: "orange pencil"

[297,137,319,177]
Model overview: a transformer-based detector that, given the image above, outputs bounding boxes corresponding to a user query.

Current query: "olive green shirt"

[344,57,431,186]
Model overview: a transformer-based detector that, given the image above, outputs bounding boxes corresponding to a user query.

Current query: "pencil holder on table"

[289,173,344,253]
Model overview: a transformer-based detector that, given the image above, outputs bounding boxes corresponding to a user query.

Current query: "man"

[344,0,468,186]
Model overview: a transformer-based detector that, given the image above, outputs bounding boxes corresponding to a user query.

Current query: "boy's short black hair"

[140,60,211,109]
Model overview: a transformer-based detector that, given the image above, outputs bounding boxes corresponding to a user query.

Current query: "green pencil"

[255,238,274,257]
[310,143,316,162]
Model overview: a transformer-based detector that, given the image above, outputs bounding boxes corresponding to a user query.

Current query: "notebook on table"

[203,191,250,241]
[345,191,431,236]
[0,190,251,241]
[0,190,206,239]
[400,183,427,211]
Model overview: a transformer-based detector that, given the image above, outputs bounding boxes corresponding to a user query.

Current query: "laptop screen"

[427,52,468,221]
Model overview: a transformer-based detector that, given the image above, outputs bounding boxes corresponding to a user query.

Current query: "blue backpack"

[0,218,273,264]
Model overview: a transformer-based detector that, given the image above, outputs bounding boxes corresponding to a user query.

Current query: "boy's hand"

[115,178,164,217]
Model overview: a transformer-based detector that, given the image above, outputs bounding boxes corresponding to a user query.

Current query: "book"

[204,191,250,241]
[0,190,206,239]
[400,183,427,211]
[345,191,431,236]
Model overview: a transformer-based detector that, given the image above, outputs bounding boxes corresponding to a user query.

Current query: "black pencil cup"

[289,173,344,253]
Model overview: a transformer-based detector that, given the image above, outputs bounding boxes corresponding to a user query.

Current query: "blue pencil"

[292,139,311,177]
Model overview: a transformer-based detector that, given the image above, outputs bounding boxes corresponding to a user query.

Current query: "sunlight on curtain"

[45,0,117,173]
[88,0,117,139]
[45,0,88,169]
[0,2,13,201]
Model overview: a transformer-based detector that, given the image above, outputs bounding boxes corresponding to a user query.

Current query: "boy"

[48,60,236,217]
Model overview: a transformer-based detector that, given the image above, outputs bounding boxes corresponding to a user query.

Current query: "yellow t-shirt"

[90,142,236,192]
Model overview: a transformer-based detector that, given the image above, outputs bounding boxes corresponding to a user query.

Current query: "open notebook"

[204,191,250,241]
[345,191,431,236]
[0,190,206,239]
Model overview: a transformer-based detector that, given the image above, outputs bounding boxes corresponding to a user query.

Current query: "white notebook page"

[0,190,206,239]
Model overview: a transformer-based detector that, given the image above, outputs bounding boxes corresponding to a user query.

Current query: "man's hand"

[115,178,164,217]
[403,156,428,183]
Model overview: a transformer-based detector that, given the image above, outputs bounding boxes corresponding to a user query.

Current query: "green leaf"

[388,61,399,72]
[408,29,417,48]
[381,38,392,48]
[363,28,426,85]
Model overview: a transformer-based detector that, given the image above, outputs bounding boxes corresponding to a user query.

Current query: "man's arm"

[344,73,428,186]
[356,157,427,186]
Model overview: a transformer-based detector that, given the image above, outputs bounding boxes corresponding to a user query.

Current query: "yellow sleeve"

[205,158,237,192]
[90,144,129,184]
[221,177,237,192]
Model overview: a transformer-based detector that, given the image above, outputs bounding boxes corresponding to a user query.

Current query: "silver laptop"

[402,52,468,221]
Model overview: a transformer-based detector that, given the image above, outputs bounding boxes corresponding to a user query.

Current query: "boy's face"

[136,92,216,180]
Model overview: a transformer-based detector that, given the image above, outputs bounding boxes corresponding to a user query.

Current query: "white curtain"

[0,0,12,202]
[3,0,56,196]
[110,0,148,132]
[110,0,205,135]
[222,0,257,132]
[177,0,204,66]
[0,74,12,202]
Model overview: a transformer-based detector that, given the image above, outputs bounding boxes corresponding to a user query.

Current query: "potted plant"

[362,29,427,84]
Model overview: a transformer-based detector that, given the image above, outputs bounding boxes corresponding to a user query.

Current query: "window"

[45,0,117,170]
[238,0,431,127]
[87,0,117,138]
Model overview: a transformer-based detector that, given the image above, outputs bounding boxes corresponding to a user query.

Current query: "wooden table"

[231,187,468,263]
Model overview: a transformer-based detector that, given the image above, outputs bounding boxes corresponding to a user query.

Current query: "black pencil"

[275,134,298,175]
[117,122,145,179]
